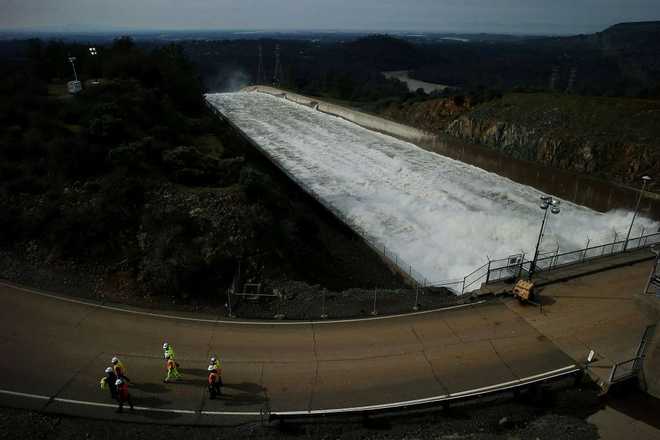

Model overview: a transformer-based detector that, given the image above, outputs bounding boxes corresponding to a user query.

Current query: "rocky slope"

[380,92,660,190]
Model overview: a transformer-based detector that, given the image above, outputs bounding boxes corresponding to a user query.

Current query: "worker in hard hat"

[111,356,130,381]
[163,353,182,383]
[99,366,118,400]
[207,365,221,399]
[209,355,221,371]
[162,342,176,360]
[115,378,134,413]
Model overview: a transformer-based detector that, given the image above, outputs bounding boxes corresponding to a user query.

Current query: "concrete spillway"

[206,91,658,284]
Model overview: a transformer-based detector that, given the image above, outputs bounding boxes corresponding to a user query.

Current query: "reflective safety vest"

[164,346,175,360]
[167,358,177,371]
[212,359,221,374]
[100,377,107,390]
[113,361,126,377]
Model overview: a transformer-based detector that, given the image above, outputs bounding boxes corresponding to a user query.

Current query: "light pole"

[68,56,79,81]
[88,47,99,85]
[624,175,652,251]
[529,196,561,280]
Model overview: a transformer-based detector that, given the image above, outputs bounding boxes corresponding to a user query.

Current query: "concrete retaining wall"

[243,85,660,221]
[422,135,660,220]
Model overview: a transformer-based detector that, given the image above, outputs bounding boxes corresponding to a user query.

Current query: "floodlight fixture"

[530,194,562,280]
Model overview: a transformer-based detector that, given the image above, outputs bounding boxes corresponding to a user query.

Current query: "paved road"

[502,258,657,388]
[0,282,576,425]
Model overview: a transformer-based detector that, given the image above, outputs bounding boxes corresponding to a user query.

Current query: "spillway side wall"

[423,135,660,220]
[205,98,421,288]
[245,85,660,221]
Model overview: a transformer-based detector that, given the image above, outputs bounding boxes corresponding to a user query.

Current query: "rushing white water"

[207,91,659,283]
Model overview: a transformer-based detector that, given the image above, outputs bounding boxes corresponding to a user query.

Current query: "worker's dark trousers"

[208,383,221,399]
[117,395,134,412]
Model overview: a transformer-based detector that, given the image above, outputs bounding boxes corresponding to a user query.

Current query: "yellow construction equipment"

[513,279,535,302]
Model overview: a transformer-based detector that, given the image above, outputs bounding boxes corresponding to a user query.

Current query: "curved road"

[0,281,580,425]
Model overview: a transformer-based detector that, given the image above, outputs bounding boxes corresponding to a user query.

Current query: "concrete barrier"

[245,86,435,145]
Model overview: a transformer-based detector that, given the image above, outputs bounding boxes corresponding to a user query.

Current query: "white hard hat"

[115,378,123,386]
[210,356,216,363]
[111,356,119,364]
[208,365,215,371]
[163,342,169,349]
[105,367,113,374]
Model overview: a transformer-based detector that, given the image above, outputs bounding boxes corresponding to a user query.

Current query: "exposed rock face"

[445,115,657,186]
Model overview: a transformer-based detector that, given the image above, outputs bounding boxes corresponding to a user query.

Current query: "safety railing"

[607,324,656,386]
[524,231,660,276]
[608,358,640,385]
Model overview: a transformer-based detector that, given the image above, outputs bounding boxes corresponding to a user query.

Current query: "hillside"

[380,92,660,189]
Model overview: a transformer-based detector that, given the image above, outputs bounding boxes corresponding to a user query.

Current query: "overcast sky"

[2,0,660,35]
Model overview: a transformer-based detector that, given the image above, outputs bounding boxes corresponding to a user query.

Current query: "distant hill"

[595,21,660,51]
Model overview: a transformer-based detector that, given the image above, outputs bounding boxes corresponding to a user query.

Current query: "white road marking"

[0,280,486,326]
[0,365,579,418]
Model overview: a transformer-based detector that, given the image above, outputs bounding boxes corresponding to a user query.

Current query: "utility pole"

[566,67,577,93]
[257,44,264,85]
[549,65,559,91]
[273,44,281,87]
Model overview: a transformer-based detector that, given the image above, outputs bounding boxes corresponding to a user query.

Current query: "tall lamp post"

[529,196,561,280]
[68,56,78,81]
[624,175,652,251]
[88,47,99,85]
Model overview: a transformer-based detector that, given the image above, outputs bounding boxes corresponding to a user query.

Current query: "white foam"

[207,92,659,283]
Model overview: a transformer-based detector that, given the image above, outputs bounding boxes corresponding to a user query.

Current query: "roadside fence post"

[413,286,420,311]
[485,259,492,284]
[613,232,618,254]
[274,290,285,320]
[321,289,328,319]
[371,288,378,316]
[582,238,590,262]
[226,288,234,318]
[639,227,645,248]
